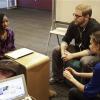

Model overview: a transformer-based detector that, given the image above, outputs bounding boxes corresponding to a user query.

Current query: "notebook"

[5,48,33,59]
[0,74,31,100]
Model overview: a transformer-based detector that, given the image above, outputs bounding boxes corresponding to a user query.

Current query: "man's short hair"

[0,59,26,75]
[75,4,92,17]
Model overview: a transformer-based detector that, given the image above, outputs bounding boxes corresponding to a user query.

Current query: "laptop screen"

[0,74,28,100]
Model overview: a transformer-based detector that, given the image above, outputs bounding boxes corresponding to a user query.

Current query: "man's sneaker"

[49,77,64,85]
[49,89,57,97]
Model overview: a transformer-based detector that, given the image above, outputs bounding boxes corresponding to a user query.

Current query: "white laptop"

[0,74,32,100]
[5,48,33,59]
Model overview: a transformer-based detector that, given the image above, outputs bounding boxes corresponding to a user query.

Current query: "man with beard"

[50,4,100,84]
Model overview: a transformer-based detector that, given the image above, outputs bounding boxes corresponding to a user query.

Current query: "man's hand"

[61,50,74,61]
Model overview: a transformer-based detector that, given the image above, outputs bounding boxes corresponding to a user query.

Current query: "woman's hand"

[63,68,85,92]
[65,67,79,76]
[63,69,75,82]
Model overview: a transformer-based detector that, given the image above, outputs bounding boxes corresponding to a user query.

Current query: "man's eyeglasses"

[73,13,83,18]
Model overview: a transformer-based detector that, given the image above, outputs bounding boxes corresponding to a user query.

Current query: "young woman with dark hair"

[0,13,15,59]
[0,13,26,79]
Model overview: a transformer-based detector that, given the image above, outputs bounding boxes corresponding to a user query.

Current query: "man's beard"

[74,20,85,26]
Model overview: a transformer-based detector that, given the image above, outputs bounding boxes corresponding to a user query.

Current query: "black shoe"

[49,77,64,85]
